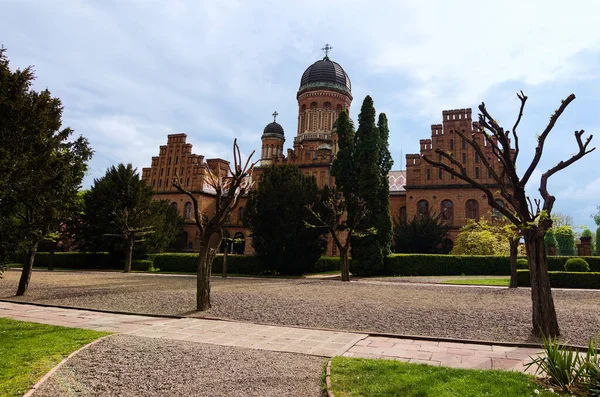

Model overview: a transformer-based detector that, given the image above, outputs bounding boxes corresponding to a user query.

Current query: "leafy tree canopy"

[451,219,510,256]
[246,165,327,275]
[393,210,450,254]
[553,225,576,256]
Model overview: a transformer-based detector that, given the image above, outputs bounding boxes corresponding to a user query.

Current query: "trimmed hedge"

[313,257,340,273]
[384,254,511,276]
[149,253,266,275]
[31,252,119,270]
[132,260,155,271]
[564,258,590,272]
[517,270,600,289]
[516,258,528,269]
[547,256,600,272]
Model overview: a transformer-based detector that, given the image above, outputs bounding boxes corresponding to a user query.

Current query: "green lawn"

[442,278,510,286]
[329,357,558,397]
[0,318,109,397]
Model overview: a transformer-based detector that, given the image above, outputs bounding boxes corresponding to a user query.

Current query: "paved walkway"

[0,301,541,372]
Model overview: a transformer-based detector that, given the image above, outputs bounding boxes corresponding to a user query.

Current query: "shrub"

[313,257,340,273]
[564,258,590,272]
[517,270,600,289]
[31,252,118,270]
[131,260,154,271]
[149,253,266,275]
[544,229,558,255]
[384,254,511,276]
[554,226,576,256]
[517,258,528,269]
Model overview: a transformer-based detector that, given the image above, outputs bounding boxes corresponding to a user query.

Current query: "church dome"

[298,57,351,96]
[262,121,284,139]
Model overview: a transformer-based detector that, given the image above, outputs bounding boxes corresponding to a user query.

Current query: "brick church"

[142,48,506,254]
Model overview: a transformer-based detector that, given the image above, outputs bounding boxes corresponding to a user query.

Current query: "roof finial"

[321,43,332,60]
[272,111,278,122]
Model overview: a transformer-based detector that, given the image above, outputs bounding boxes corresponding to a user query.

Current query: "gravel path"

[2,269,599,346]
[34,334,325,397]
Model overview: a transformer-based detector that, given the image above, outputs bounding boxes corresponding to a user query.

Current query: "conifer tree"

[350,96,392,276]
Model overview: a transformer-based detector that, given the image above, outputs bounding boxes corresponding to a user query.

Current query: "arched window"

[238,207,245,224]
[441,200,453,222]
[462,138,466,149]
[475,153,479,163]
[475,167,480,178]
[466,199,479,221]
[426,168,431,180]
[399,206,407,224]
[417,200,429,218]
[184,202,192,218]
[233,232,245,254]
[462,153,466,164]
[493,199,505,221]
[438,168,443,179]
[450,139,454,150]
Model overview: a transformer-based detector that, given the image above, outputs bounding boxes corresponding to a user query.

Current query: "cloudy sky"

[2,0,599,230]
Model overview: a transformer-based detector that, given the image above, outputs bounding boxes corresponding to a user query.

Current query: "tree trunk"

[340,248,350,282]
[124,234,134,273]
[524,228,560,337]
[509,237,519,288]
[222,241,228,278]
[16,240,39,296]
[196,234,215,311]
[48,241,57,271]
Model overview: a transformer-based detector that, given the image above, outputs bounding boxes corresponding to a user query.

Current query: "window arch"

[310,101,318,109]
[417,200,429,218]
[462,138,466,149]
[465,199,479,221]
[475,167,480,178]
[449,139,454,150]
[441,200,453,222]
[462,153,467,164]
[238,207,245,224]
[399,206,407,224]
[184,202,192,218]
[426,169,431,180]
[233,232,245,254]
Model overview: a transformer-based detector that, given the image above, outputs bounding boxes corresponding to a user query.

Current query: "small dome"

[298,58,351,96]
[263,121,283,137]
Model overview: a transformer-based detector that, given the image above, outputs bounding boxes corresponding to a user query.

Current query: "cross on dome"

[272,111,278,122]
[321,43,333,58]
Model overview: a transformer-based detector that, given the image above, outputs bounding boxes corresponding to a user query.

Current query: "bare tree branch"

[539,129,595,214]
[522,93,577,185]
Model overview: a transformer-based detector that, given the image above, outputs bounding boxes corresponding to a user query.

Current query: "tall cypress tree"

[376,113,394,255]
[350,96,391,276]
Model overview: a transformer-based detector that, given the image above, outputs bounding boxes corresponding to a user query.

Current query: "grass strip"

[329,357,558,397]
[441,278,510,286]
[0,318,109,397]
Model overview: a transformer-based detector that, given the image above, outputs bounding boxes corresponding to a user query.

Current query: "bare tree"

[422,92,594,337]
[173,139,256,311]
[306,188,370,281]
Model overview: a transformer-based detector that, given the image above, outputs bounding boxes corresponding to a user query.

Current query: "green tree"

[0,48,93,295]
[393,210,450,254]
[246,164,327,275]
[422,91,595,337]
[544,228,558,256]
[451,219,510,256]
[348,96,392,276]
[554,225,575,256]
[82,164,183,272]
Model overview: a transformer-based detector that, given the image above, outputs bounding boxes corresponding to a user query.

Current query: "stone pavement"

[0,301,542,371]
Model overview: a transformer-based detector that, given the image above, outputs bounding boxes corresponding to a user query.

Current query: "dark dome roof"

[262,121,284,137]
[298,57,351,96]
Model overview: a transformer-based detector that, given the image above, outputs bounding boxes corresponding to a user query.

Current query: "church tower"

[260,111,285,166]
[294,44,352,158]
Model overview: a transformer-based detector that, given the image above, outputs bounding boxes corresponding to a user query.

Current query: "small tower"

[261,111,285,166]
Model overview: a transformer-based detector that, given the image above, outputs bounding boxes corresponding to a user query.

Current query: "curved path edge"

[1,300,544,374]
[23,334,115,397]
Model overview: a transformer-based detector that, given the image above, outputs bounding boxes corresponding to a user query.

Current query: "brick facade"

[142,56,510,254]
